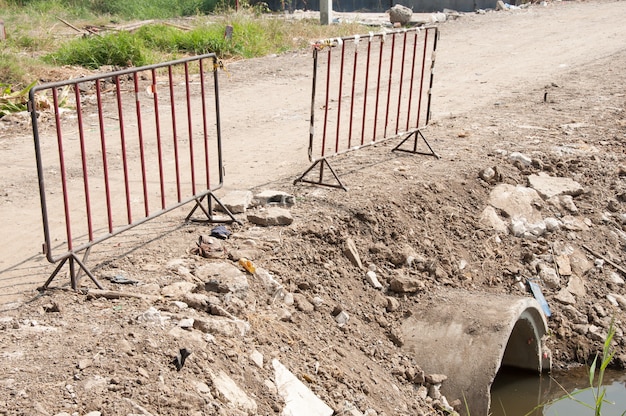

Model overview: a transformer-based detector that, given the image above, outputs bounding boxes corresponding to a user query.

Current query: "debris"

[210,225,231,240]
[272,359,334,416]
[582,244,626,277]
[343,238,363,269]
[108,274,138,285]
[388,4,413,25]
[527,280,551,317]
[172,348,192,371]
[238,257,256,275]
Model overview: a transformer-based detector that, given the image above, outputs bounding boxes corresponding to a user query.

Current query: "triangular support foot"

[294,158,347,191]
[185,192,242,225]
[392,129,440,159]
[39,251,104,292]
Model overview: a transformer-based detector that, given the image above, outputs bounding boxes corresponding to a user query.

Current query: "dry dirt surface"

[2,1,626,415]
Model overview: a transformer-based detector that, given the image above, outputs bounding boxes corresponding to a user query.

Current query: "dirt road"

[1,0,626,304]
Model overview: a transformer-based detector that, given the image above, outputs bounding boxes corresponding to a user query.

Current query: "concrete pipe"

[400,289,551,415]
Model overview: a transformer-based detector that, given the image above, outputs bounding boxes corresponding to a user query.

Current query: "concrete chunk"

[528,174,584,199]
[272,359,334,416]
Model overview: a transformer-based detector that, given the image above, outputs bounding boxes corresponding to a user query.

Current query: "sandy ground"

[1,1,626,415]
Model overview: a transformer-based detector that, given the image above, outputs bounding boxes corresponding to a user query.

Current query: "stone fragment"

[272,359,334,416]
[196,262,249,299]
[488,184,543,224]
[479,206,509,234]
[182,293,211,311]
[250,350,264,368]
[193,317,250,338]
[161,281,197,298]
[253,190,296,207]
[388,4,412,25]
[566,275,586,297]
[544,217,561,232]
[340,238,362,269]
[555,288,576,305]
[247,207,293,226]
[217,190,253,214]
[569,249,594,276]
[293,294,315,313]
[555,255,572,276]
[509,151,532,166]
[178,318,194,329]
[527,174,584,199]
[425,374,448,384]
[339,402,364,416]
[609,272,625,285]
[609,293,626,309]
[386,296,401,312]
[209,370,258,414]
[389,274,424,293]
[334,311,350,326]
[365,270,383,289]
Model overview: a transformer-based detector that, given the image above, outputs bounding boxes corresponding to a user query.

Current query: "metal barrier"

[29,53,236,290]
[295,27,439,190]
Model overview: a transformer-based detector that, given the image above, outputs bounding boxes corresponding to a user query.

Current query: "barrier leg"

[185,192,241,225]
[294,159,347,191]
[39,252,104,291]
[392,130,440,159]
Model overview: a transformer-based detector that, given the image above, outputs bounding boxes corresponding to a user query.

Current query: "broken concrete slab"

[195,262,249,298]
[217,190,253,214]
[247,207,294,226]
[272,359,334,416]
[253,190,296,207]
[527,174,584,199]
[210,370,258,414]
[488,184,543,224]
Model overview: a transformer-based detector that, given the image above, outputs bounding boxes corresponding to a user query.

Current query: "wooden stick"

[582,244,626,276]
[55,16,84,34]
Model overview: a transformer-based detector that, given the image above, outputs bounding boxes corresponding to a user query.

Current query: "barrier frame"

[295,27,440,190]
[29,53,237,290]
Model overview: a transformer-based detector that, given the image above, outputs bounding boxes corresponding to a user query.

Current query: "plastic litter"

[527,280,551,318]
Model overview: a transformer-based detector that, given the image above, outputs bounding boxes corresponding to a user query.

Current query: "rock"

[388,327,404,347]
[249,350,264,368]
[339,402,364,416]
[509,151,532,166]
[566,275,586,297]
[554,288,576,305]
[193,316,250,338]
[558,195,579,213]
[389,274,424,293]
[609,293,626,309]
[544,217,561,232]
[479,206,509,234]
[178,318,195,329]
[253,190,296,207]
[425,374,448,384]
[161,281,197,298]
[386,296,401,312]
[488,184,543,224]
[182,293,211,311]
[293,293,315,313]
[334,310,350,326]
[555,255,572,276]
[478,166,502,183]
[343,238,363,269]
[609,272,625,285]
[538,265,560,289]
[217,190,253,214]
[209,370,258,414]
[589,325,607,342]
[273,359,334,416]
[527,174,584,199]
[388,4,412,25]
[569,248,594,276]
[365,270,383,289]
[196,262,249,299]
[247,207,293,226]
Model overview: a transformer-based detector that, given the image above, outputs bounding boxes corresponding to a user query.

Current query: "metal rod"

[321,48,332,157]
[184,61,196,194]
[348,37,359,149]
[168,66,182,202]
[133,72,150,217]
[373,34,384,141]
[52,88,73,252]
[384,32,396,137]
[335,41,346,153]
[406,31,419,132]
[74,83,94,241]
[308,48,319,162]
[212,56,225,188]
[416,29,429,128]
[199,59,211,189]
[360,36,372,146]
[95,79,113,233]
[151,69,166,209]
[395,31,409,135]
[115,75,132,224]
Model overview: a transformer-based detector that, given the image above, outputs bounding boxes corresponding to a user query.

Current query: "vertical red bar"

[406,30,419,132]
[133,72,149,217]
[115,76,132,224]
[384,33,396,137]
[73,83,94,242]
[395,31,409,135]
[348,36,359,149]
[95,80,113,233]
[416,29,430,128]
[184,62,196,195]
[361,35,373,146]
[199,59,211,189]
[52,88,73,251]
[168,67,182,203]
[321,47,332,158]
[373,35,385,141]
[335,40,346,153]
[151,69,166,209]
